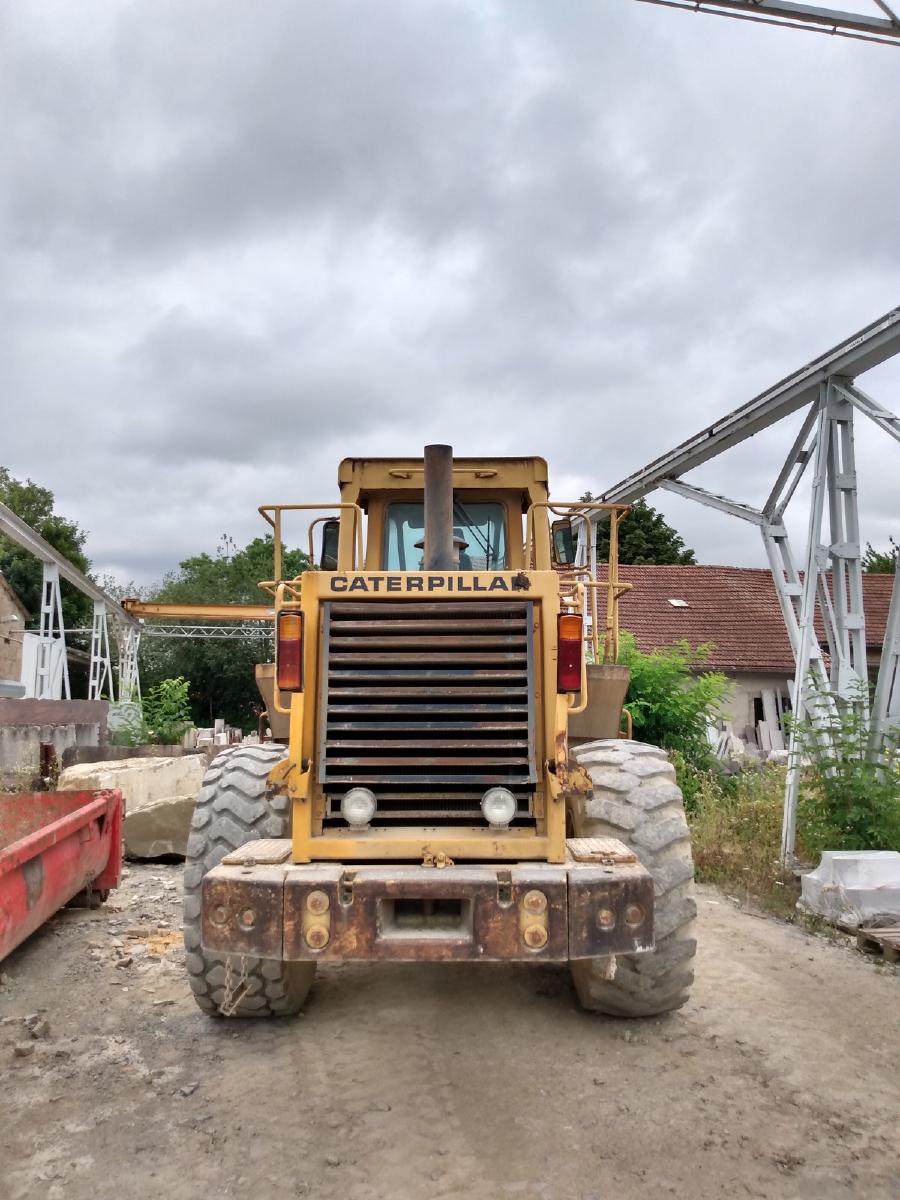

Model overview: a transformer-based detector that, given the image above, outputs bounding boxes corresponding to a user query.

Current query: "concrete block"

[58,755,206,815]
[799,851,900,928]
[124,794,195,858]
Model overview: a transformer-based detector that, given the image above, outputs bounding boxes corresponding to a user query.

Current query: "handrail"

[258,502,365,579]
[525,500,631,663]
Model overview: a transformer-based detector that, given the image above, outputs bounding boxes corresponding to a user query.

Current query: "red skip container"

[0,789,122,961]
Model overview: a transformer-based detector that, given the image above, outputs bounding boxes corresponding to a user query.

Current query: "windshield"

[383,501,508,571]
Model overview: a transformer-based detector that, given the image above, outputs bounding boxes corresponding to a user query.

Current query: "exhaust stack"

[423,444,455,570]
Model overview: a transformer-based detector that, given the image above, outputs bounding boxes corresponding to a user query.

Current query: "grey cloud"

[1,0,898,588]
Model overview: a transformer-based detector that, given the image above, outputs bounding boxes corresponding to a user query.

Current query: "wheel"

[182,744,315,1017]
[568,739,697,1018]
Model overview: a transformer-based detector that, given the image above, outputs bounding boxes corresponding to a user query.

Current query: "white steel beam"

[635,0,900,45]
[35,564,70,700]
[830,380,900,445]
[117,624,142,704]
[823,388,868,699]
[782,392,832,864]
[763,402,819,521]
[0,501,138,629]
[141,625,273,640]
[592,306,900,510]
[871,559,900,750]
[88,601,114,701]
[657,479,766,525]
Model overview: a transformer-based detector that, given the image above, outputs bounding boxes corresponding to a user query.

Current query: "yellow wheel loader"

[159,447,695,1017]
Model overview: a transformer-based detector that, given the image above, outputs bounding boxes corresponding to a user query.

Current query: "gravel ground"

[1,863,898,1200]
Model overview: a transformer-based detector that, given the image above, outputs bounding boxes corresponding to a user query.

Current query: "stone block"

[799,851,900,928]
[58,755,206,814]
[124,794,196,859]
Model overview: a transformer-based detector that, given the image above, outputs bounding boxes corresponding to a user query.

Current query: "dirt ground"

[1,865,898,1200]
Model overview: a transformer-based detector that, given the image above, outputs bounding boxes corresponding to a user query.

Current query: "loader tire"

[182,744,315,1017]
[568,739,696,1018]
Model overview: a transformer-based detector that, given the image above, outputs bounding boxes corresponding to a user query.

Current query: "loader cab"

[334,454,551,573]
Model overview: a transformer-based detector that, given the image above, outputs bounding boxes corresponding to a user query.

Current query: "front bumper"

[201,838,654,963]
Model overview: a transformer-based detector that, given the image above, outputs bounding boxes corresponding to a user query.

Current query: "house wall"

[0,589,25,681]
[718,671,793,741]
[0,629,22,681]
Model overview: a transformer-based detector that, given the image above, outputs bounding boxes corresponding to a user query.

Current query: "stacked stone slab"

[58,755,207,859]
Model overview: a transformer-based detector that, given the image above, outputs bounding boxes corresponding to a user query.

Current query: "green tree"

[862,538,898,573]
[580,493,695,565]
[0,467,93,629]
[140,535,309,730]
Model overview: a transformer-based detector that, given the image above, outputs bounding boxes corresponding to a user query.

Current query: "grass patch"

[689,764,802,919]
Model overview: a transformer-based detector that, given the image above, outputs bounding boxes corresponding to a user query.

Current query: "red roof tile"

[597,564,894,674]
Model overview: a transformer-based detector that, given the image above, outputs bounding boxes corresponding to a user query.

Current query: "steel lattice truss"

[636,0,900,45]
[141,625,273,641]
[590,306,900,862]
[0,501,140,702]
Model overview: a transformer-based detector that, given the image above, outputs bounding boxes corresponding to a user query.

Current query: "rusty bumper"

[200,846,653,963]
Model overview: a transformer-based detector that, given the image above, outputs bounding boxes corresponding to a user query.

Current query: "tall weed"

[791,678,900,855]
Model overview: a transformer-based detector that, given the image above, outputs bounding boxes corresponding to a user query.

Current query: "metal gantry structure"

[589,306,900,862]
[636,0,900,46]
[0,501,143,702]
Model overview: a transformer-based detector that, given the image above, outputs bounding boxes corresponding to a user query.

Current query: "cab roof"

[338,456,549,510]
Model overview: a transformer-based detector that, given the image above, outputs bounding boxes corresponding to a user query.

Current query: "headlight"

[341,787,377,827]
[481,786,517,829]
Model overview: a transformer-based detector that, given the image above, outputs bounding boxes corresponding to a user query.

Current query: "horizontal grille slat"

[327,602,524,616]
[320,598,536,824]
[329,651,525,664]
[331,630,526,641]
[328,722,528,733]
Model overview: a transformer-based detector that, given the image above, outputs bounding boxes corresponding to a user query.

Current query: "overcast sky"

[2,0,898,591]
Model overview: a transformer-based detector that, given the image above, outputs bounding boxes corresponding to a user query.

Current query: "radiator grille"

[319,600,537,824]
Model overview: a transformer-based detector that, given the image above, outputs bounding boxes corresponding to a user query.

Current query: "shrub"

[617,633,731,803]
[142,677,194,746]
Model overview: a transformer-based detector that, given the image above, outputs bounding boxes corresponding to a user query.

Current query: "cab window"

[383,501,508,570]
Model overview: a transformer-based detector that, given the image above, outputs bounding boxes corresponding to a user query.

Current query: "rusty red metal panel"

[280,864,569,962]
[0,789,122,961]
[199,859,659,966]
[92,790,123,894]
[200,865,286,959]
[567,862,655,959]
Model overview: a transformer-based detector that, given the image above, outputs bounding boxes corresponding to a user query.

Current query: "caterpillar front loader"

[175,446,696,1017]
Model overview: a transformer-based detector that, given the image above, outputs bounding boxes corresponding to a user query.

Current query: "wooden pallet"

[856,926,900,963]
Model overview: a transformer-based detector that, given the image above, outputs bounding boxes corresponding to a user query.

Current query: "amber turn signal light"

[557,612,583,693]
[277,610,304,691]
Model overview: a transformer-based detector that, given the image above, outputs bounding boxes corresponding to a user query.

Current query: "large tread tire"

[183,744,315,1017]
[568,739,696,1018]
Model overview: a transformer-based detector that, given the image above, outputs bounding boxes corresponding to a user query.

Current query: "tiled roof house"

[605,564,893,742]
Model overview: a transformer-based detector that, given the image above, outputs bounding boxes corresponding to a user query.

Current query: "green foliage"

[791,678,900,855]
[618,633,731,800]
[0,466,92,629]
[107,701,149,748]
[862,537,898,574]
[140,535,309,731]
[580,493,695,565]
[142,677,193,745]
[689,764,800,918]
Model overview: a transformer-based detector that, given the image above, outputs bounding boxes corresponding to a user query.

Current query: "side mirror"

[320,519,339,571]
[551,517,576,567]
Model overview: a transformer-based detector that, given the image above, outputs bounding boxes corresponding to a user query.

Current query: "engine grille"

[318,600,537,824]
